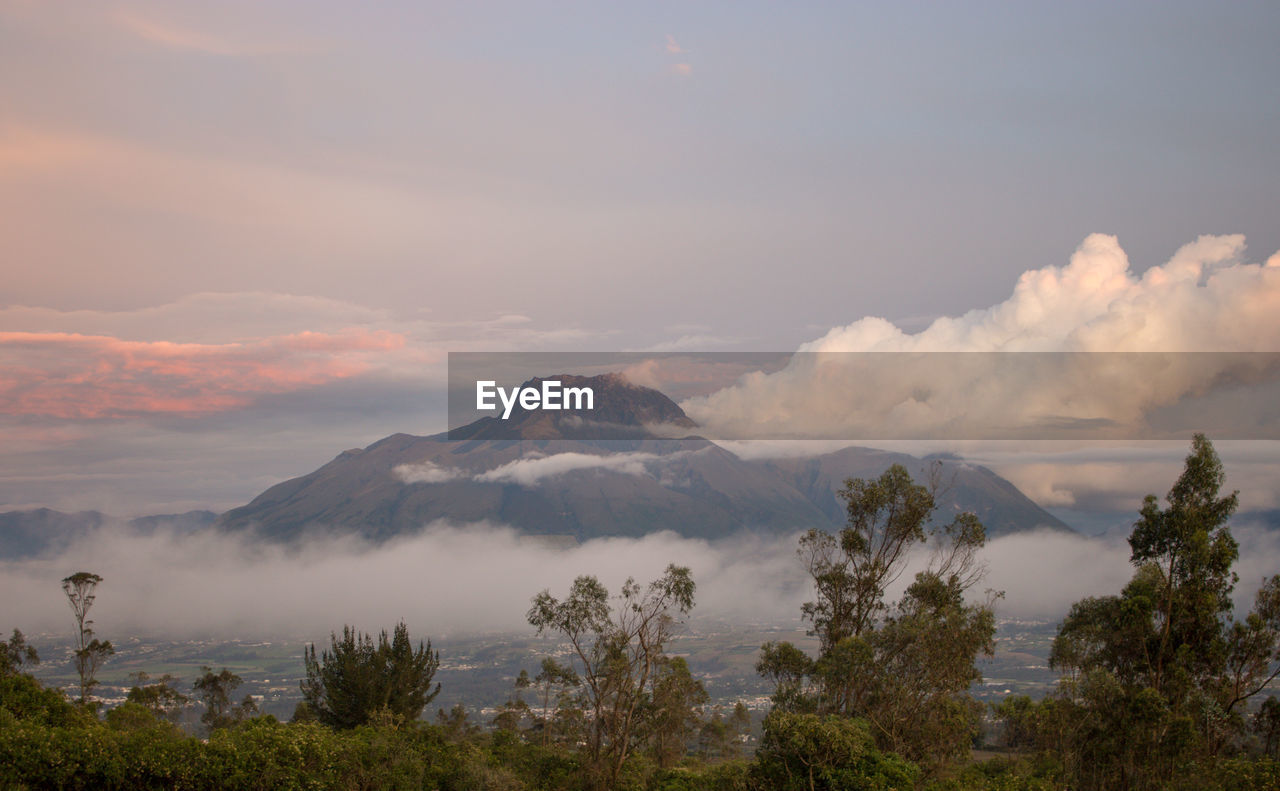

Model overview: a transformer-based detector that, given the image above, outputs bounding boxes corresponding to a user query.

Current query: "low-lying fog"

[5,519,1280,647]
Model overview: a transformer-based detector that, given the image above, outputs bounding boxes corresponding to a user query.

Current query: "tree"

[758,464,994,774]
[301,620,439,729]
[756,640,816,713]
[528,563,695,790]
[1252,696,1280,757]
[642,655,708,767]
[531,656,580,748]
[492,669,533,733]
[753,711,919,791]
[436,702,480,740]
[193,666,257,732]
[0,629,39,677]
[1046,435,1280,789]
[61,571,113,705]
[125,671,190,721]
[699,700,752,759]
[799,465,937,650]
[1127,432,1240,698]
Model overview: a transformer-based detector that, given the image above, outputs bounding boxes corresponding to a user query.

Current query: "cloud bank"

[683,235,1280,439]
[5,521,1278,644]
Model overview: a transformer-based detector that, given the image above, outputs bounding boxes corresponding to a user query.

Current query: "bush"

[752,711,919,790]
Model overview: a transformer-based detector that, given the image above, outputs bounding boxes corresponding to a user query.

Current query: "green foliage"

[493,669,534,733]
[105,701,183,734]
[640,656,709,767]
[647,761,752,791]
[989,695,1037,750]
[193,666,258,733]
[531,656,582,748]
[126,671,191,721]
[756,640,815,712]
[0,670,591,791]
[753,710,919,790]
[920,755,1060,791]
[0,670,85,728]
[437,702,482,742]
[800,464,941,649]
[1041,435,1280,790]
[1254,696,1280,757]
[0,628,39,677]
[762,463,995,776]
[528,564,696,789]
[697,702,751,761]
[301,620,440,730]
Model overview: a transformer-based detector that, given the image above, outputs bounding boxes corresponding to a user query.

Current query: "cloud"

[0,522,813,639]
[4,520,1276,642]
[682,234,1280,440]
[0,291,609,511]
[394,451,701,488]
[0,289,614,423]
[0,329,405,419]
[975,441,1280,513]
[393,462,461,484]
[665,34,685,55]
[671,63,693,77]
[473,451,675,486]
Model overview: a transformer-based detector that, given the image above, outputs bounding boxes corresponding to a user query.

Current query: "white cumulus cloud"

[473,451,677,486]
[682,234,1280,440]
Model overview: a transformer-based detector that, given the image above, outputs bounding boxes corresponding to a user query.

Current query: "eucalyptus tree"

[61,571,113,705]
[1048,434,1280,789]
[528,563,695,790]
[758,463,996,775]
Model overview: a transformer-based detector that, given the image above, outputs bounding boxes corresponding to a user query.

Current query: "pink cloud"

[0,329,405,419]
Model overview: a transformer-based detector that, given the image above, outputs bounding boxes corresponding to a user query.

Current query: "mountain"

[0,375,1071,557]
[753,449,1071,538]
[217,373,1072,542]
[0,508,108,559]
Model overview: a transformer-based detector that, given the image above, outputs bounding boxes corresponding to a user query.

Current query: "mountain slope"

[753,449,1072,538]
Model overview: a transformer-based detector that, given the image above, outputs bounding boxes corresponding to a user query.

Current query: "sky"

[2,1,1279,520]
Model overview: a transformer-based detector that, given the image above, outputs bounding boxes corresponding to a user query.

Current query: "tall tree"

[1128,432,1240,696]
[759,463,994,775]
[301,620,439,729]
[1047,435,1280,789]
[528,563,695,790]
[798,463,985,653]
[61,571,113,705]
